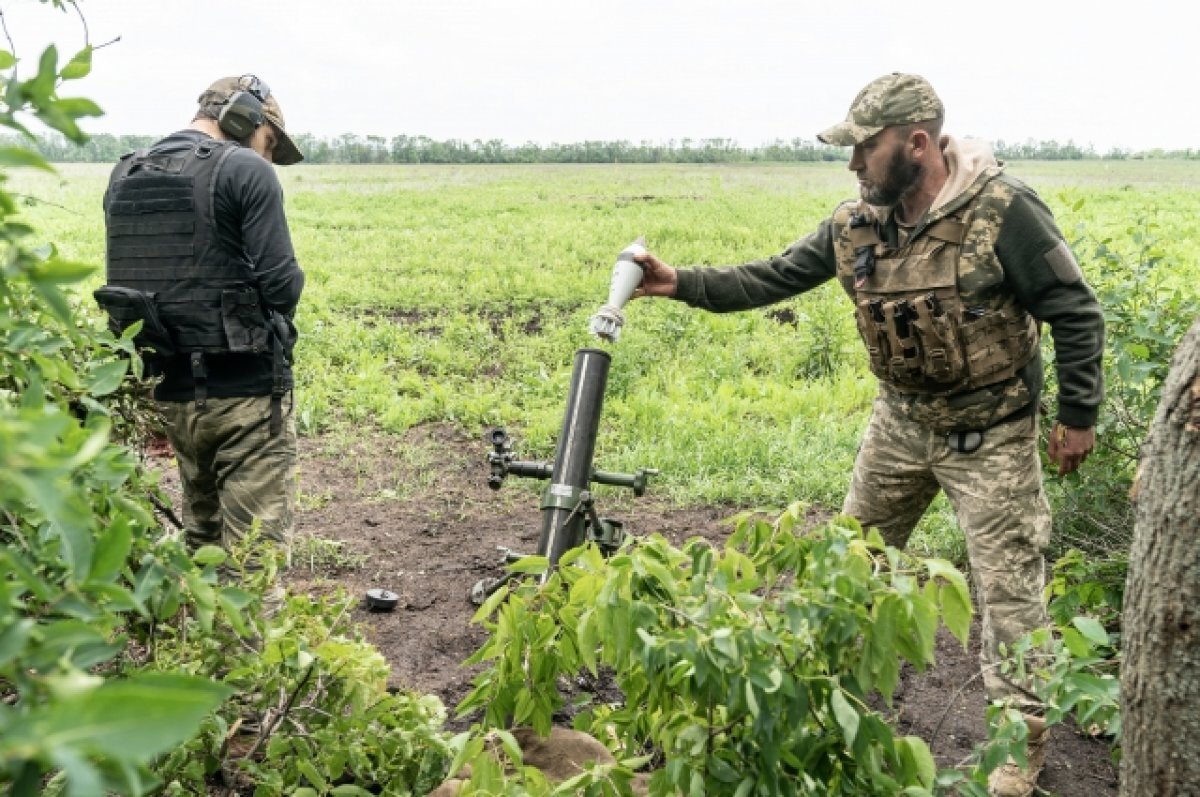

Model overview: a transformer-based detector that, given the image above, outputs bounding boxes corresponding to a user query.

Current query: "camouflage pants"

[159,394,297,568]
[842,395,1051,709]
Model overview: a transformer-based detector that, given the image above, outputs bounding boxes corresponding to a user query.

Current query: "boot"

[988,715,1047,797]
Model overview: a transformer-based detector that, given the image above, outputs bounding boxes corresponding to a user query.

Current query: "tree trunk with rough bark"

[1120,317,1200,797]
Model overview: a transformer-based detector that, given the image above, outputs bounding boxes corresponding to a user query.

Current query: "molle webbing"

[846,205,1039,396]
[846,216,964,250]
[104,142,249,352]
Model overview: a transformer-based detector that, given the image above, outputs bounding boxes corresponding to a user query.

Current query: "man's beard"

[861,147,923,206]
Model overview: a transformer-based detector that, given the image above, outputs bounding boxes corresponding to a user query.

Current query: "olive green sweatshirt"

[673,137,1105,429]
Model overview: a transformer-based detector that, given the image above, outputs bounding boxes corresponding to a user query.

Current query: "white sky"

[8,0,1195,153]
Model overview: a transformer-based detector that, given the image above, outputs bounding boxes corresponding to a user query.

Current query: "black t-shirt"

[108,130,305,401]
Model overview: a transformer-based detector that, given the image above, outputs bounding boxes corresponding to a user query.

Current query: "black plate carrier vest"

[98,140,293,430]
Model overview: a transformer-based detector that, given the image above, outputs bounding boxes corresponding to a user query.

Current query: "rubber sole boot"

[988,715,1047,797]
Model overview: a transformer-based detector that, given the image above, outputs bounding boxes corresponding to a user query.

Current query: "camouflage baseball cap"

[198,75,304,166]
[817,73,944,146]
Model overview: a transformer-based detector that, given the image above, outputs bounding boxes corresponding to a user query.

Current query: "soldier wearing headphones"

[98,75,305,576]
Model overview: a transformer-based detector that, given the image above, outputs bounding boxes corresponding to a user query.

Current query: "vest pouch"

[93,285,177,360]
[960,306,1014,382]
[854,298,891,376]
[885,299,924,381]
[220,288,271,354]
[908,292,967,384]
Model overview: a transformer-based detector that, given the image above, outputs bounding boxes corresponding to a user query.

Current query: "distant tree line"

[11,132,1199,164]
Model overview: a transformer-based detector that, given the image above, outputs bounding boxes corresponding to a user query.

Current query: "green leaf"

[331,786,375,796]
[51,747,103,797]
[0,619,34,668]
[21,673,231,761]
[216,593,251,637]
[443,732,482,789]
[897,736,936,786]
[61,46,92,80]
[0,146,54,171]
[29,257,97,284]
[924,558,968,592]
[938,581,973,647]
[191,545,227,566]
[493,729,524,766]
[88,516,132,583]
[829,687,859,747]
[0,50,15,69]
[297,758,328,790]
[507,555,548,574]
[748,662,783,693]
[51,97,105,119]
[471,580,509,622]
[1071,616,1109,647]
[26,44,58,102]
[86,359,129,397]
[1061,627,1091,658]
[744,681,760,717]
[186,573,217,631]
[217,586,253,610]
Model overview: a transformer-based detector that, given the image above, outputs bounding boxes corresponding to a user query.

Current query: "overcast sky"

[9,0,1194,153]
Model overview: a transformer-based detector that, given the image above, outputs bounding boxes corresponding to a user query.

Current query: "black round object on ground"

[365,588,399,612]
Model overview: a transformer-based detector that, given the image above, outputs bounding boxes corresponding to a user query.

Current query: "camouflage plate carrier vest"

[832,166,1040,430]
[97,139,293,430]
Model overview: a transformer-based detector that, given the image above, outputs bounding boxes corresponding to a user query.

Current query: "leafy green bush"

[458,507,974,796]
[2,12,458,796]
[147,582,452,796]
[1041,208,1195,624]
[0,8,249,793]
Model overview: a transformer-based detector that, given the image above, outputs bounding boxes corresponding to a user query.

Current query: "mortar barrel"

[537,347,611,570]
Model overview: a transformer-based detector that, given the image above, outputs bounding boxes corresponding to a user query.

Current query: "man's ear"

[909,129,931,157]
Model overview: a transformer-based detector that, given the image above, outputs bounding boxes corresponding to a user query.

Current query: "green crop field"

[16,160,1200,551]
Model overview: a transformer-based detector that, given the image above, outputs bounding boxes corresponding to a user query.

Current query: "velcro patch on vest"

[1044,240,1083,285]
[926,218,967,244]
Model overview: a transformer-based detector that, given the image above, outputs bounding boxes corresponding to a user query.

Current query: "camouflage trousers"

[842,395,1051,709]
[159,394,297,568]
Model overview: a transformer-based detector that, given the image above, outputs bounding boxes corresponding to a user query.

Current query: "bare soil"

[159,423,1119,796]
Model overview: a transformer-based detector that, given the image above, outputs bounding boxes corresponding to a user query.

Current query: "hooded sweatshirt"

[672,135,1105,429]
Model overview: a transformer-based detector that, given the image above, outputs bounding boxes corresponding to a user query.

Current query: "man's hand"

[1048,422,1095,475]
[631,251,679,298]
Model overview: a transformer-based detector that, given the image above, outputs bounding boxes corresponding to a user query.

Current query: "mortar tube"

[537,347,611,574]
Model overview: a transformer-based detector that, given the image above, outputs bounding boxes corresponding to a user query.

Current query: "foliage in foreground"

[1036,207,1193,671]
[145,573,452,796]
[0,6,236,792]
[1,10,452,794]
[456,509,977,796]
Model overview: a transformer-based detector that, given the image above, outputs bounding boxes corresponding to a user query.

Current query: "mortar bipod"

[471,347,656,605]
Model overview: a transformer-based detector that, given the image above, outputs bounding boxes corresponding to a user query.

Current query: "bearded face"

[854,131,926,206]
[859,141,924,207]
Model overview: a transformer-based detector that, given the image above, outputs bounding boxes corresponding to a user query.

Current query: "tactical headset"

[217,75,271,141]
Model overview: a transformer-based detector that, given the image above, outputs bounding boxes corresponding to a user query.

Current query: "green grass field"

[16,160,1200,553]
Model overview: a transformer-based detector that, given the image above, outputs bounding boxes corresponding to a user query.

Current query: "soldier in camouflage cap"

[817,72,945,147]
[97,75,306,604]
[629,72,1105,797]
